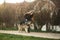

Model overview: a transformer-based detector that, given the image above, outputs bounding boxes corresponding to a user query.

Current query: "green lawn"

[0,33,59,40]
[0,26,60,33]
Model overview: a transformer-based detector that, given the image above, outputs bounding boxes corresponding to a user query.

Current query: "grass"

[0,26,18,30]
[0,26,60,33]
[30,28,60,33]
[0,33,59,40]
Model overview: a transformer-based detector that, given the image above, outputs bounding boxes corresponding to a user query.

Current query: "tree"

[32,0,56,31]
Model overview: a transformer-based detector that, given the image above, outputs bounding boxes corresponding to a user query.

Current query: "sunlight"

[6,0,24,3]
[0,0,35,4]
[16,0,24,3]
[0,0,4,4]
[6,0,16,3]
[25,0,35,2]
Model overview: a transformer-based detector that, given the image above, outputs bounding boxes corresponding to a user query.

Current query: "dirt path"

[0,30,60,39]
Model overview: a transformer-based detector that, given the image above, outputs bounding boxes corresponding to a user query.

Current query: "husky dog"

[17,23,29,33]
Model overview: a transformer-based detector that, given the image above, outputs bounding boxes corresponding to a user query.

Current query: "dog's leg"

[18,24,22,33]
[25,28,28,33]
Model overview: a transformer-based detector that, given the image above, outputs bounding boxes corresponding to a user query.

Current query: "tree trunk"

[46,22,49,31]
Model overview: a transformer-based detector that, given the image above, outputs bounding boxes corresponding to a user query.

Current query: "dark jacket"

[24,14,33,21]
